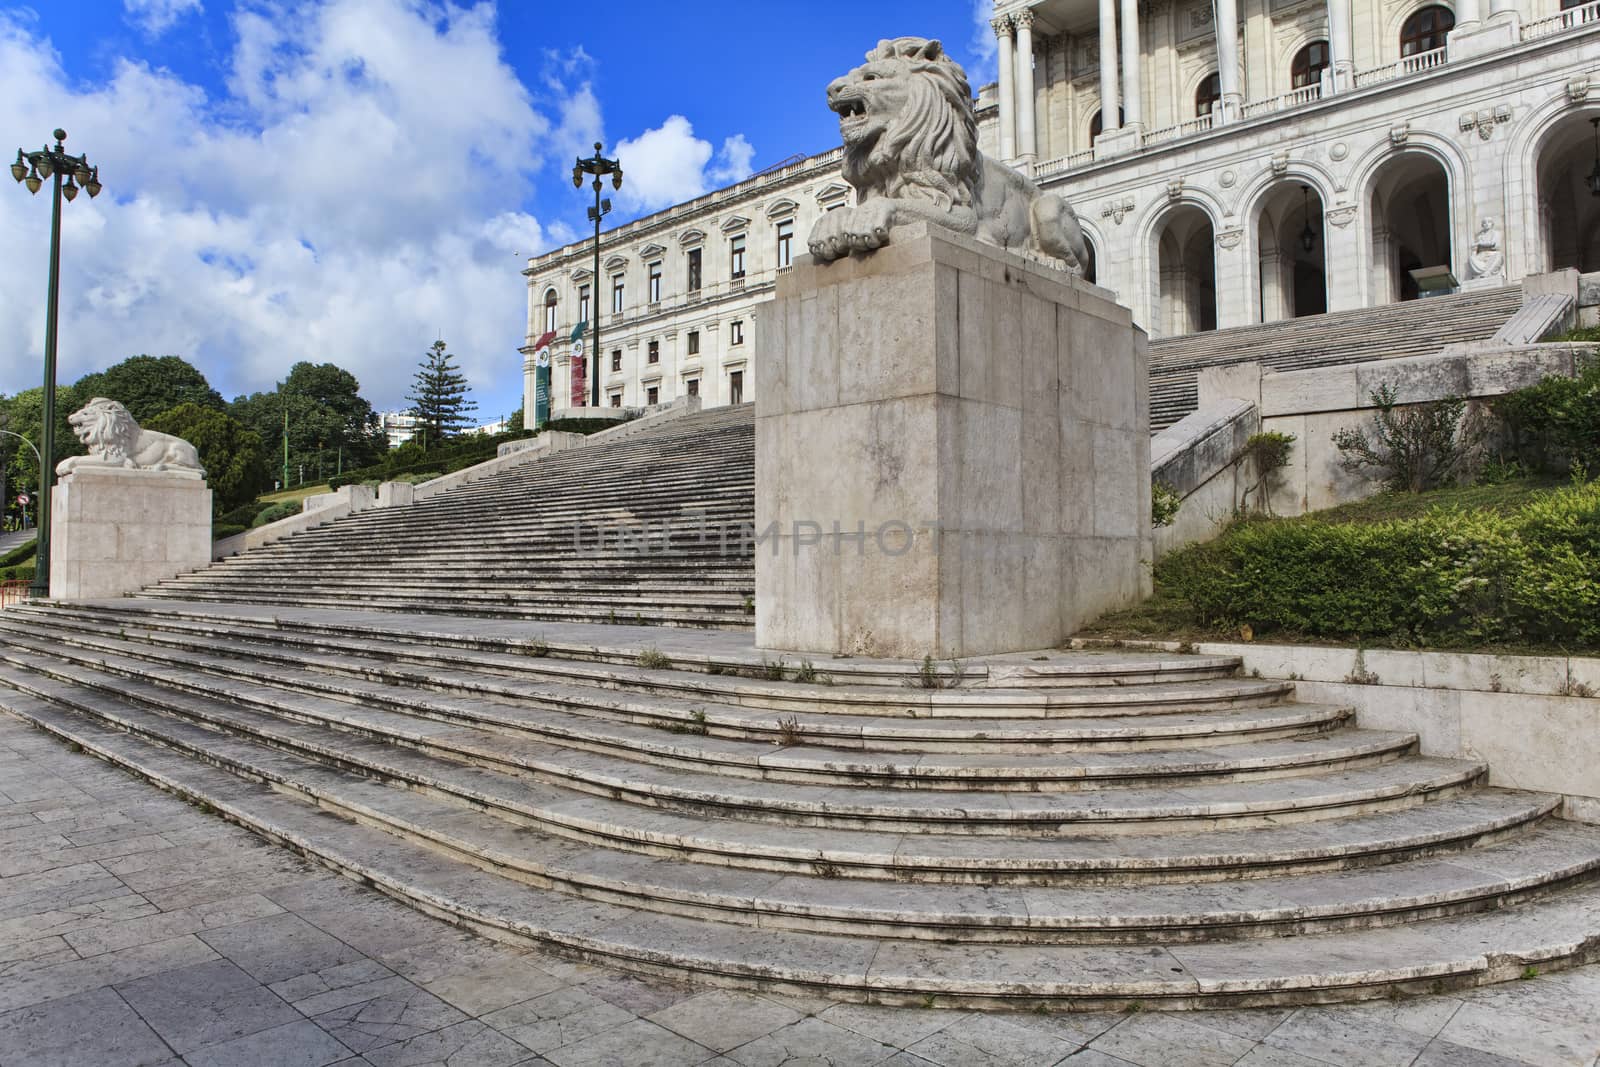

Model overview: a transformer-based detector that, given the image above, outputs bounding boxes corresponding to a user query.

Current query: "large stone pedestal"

[755,223,1151,658]
[50,467,212,600]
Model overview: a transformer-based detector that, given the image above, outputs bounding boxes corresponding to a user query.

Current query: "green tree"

[144,403,272,514]
[406,340,478,448]
[230,361,386,486]
[73,355,224,422]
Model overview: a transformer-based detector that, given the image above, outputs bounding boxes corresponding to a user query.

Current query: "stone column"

[1098,0,1120,131]
[1214,0,1241,122]
[1259,250,1286,322]
[1327,0,1354,91]
[1118,0,1142,129]
[1014,9,1038,169]
[755,224,1151,658]
[993,16,1017,161]
[1455,0,1481,25]
[1452,0,1519,54]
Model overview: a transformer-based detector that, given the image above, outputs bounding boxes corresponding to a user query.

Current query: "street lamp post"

[10,129,102,598]
[572,143,623,410]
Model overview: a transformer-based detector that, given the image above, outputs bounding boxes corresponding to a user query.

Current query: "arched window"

[1195,73,1222,117]
[1290,41,1330,89]
[543,289,558,333]
[1089,108,1125,145]
[1400,6,1454,56]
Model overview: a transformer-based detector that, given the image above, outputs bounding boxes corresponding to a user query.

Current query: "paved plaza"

[0,713,1594,1067]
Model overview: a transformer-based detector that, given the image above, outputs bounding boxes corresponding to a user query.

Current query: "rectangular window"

[776,220,793,269]
[687,378,699,397]
[611,274,624,313]
[687,248,702,292]
[647,340,659,364]
[730,320,744,346]
[609,391,623,408]
[544,294,558,333]
[610,349,622,373]
[648,261,662,303]
[578,285,591,324]
[729,370,744,405]
[687,330,700,356]
[730,235,746,280]
[646,386,659,405]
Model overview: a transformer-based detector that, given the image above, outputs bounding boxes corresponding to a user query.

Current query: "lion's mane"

[842,38,981,213]
[74,398,138,462]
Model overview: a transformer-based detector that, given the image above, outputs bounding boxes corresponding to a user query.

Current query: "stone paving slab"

[0,712,1595,1066]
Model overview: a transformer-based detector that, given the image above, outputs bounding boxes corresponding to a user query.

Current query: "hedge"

[325,431,535,491]
[1154,480,1600,647]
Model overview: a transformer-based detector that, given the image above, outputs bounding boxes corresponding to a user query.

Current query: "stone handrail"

[1240,84,1321,118]
[1523,0,1600,40]
[1353,46,1447,88]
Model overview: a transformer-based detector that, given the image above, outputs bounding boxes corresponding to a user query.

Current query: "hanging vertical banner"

[530,330,556,430]
[568,321,587,409]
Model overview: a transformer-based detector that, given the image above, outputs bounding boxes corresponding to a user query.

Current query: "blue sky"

[0,0,993,420]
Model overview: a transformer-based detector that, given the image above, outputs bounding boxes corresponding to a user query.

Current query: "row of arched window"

[1088,6,1460,144]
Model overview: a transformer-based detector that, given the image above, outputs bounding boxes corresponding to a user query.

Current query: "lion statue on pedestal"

[55,397,205,477]
[808,36,1089,274]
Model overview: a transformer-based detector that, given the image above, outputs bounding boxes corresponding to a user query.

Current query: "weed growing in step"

[1344,649,1381,686]
[1287,672,1302,681]
[1489,672,1504,693]
[812,859,841,878]
[638,648,673,670]
[1521,965,1540,980]
[793,660,818,685]
[1250,668,1263,679]
[776,715,803,747]
[760,656,787,682]
[1560,663,1596,698]
[706,664,727,676]
[1175,640,1196,654]
[919,994,938,1010]
[911,655,940,689]
[742,595,755,616]
[65,741,83,754]
[525,636,550,657]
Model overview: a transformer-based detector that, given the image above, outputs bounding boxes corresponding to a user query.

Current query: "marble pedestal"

[755,223,1151,658]
[50,467,212,600]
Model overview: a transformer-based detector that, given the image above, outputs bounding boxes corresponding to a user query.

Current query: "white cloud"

[0,1,552,412]
[124,0,203,36]
[967,0,999,87]
[612,116,756,213]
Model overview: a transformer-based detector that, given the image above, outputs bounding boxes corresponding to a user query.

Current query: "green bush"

[1332,386,1480,493]
[212,524,248,541]
[251,500,303,528]
[1154,481,1600,647]
[324,430,533,491]
[1493,358,1600,477]
[0,539,36,569]
[0,564,34,581]
[1151,482,1182,528]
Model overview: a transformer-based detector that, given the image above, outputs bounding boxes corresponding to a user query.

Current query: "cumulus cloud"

[124,0,204,36]
[612,117,756,213]
[967,0,998,87]
[0,1,548,411]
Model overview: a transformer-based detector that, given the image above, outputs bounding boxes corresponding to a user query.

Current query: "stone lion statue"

[808,36,1089,273]
[55,397,205,477]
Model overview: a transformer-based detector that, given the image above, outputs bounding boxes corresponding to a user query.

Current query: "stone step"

[0,651,1487,838]
[61,601,1250,692]
[8,691,1598,1007]
[0,621,1394,787]
[2,615,1311,739]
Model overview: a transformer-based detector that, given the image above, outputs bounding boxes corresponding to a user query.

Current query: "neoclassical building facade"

[523,0,1600,414]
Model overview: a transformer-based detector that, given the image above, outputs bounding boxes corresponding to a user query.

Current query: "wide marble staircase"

[139,404,756,628]
[1149,285,1525,430]
[1,597,1597,1008]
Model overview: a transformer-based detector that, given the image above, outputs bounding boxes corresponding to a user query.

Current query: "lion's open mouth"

[831,96,867,123]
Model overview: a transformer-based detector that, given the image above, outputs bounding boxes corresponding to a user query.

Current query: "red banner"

[570,352,587,408]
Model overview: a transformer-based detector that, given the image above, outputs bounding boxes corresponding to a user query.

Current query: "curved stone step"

[0,657,1486,846]
[7,693,1597,1009]
[0,625,1369,769]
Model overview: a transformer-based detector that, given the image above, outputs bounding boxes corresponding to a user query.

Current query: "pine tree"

[406,340,478,448]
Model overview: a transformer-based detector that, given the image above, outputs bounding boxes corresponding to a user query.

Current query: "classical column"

[1326,0,1354,91]
[1118,0,1142,128]
[1214,0,1241,122]
[1098,0,1120,131]
[993,16,1017,160]
[1014,9,1038,167]
[1455,0,1482,24]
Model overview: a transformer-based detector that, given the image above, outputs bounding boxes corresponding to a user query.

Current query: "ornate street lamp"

[572,142,623,409]
[10,129,102,598]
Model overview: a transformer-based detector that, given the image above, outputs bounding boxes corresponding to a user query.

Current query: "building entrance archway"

[1154,206,1217,336]
[1537,111,1600,273]
[1368,153,1452,302]
[1256,183,1327,321]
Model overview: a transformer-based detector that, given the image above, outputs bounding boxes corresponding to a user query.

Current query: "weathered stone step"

[0,665,1543,884]
[0,620,1351,756]
[0,652,1486,839]
[147,579,748,609]
[8,693,1598,1008]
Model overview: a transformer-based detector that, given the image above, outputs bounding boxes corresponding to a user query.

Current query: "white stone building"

[523,0,1600,414]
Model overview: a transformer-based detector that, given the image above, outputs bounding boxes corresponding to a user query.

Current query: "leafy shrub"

[1154,481,1600,647]
[1332,386,1481,493]
[1152,482,1182,528]
[0,539,36,569]
[1493,358,1600,478]
[212,523,248,541]
[0,564,34,581]
[251,500,303,528]
[1239,431,1296,513]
